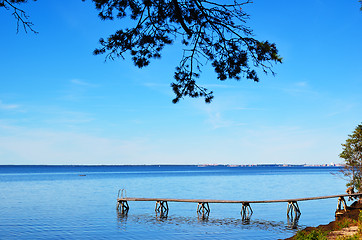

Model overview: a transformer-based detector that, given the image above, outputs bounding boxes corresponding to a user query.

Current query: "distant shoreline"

[0,164,343,167]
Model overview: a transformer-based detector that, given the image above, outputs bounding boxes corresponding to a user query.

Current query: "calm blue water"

[0,165,347,239]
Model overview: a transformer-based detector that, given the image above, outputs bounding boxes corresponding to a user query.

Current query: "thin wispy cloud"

[279,81,319,96]
[0,123,164,165]
[71,79,98,87]
[325,102,355,118]
[43,110,95,126]
[295,81,308,87]
[141,82,174,97]
[206,111,234,129]
[201,105,246,129]
[203,84,236,89]
[233,107,266,111]
[60,79,100,101]
[142,82,169,88]
[192,96,250,129]
[0,100,20,110]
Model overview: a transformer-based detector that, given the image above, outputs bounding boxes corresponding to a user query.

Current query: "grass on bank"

[293,211,362,240]
[295,229,329,240]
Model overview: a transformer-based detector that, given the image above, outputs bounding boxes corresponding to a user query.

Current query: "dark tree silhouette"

[2,0,283,103]
[90,0,282,103]
[1,0,38,33]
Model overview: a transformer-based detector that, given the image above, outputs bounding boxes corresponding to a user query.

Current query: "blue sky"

[0,0,361,165]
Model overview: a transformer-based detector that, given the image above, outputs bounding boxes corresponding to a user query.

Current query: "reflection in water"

[117,209,129,220]
[287,213,300,229]
[155,200,169,220]
[116,210,305,233]
[197,212,209,222]
[156,209,169,220]
[116,209,129,231]
[241,213,252,225]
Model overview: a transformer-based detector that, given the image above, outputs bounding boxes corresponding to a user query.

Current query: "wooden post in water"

[241,202,253,215]
[287,201,301,217]
[117,200,129,213]
[241,202,253,221]
[155,201,169,213]
[197,202,210,214]
[155,200,169,218]
[337,197,348,212]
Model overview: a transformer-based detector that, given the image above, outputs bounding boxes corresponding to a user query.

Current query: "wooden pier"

[116,189,362,220]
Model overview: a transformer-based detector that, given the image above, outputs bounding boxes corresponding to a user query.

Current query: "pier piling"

[287,201,301,218]
[337,197,348,212]
[155,201,169,213]
[197,202,210,214]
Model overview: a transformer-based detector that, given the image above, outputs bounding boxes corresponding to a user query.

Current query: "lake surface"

[0,165,347,239]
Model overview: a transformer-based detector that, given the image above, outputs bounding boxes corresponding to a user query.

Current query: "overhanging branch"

[2,0,38,34]
[171,0,193,36]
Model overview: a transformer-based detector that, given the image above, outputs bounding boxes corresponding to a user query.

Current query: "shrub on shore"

[294,229,329,240]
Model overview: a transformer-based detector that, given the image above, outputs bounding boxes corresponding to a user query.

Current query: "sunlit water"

[0,165,347,239]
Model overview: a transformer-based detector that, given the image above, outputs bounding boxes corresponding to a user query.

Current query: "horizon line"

[0,163,343,167]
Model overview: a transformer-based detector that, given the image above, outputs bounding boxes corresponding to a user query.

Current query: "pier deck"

[116,190,362,220]
[118,193,362,204]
